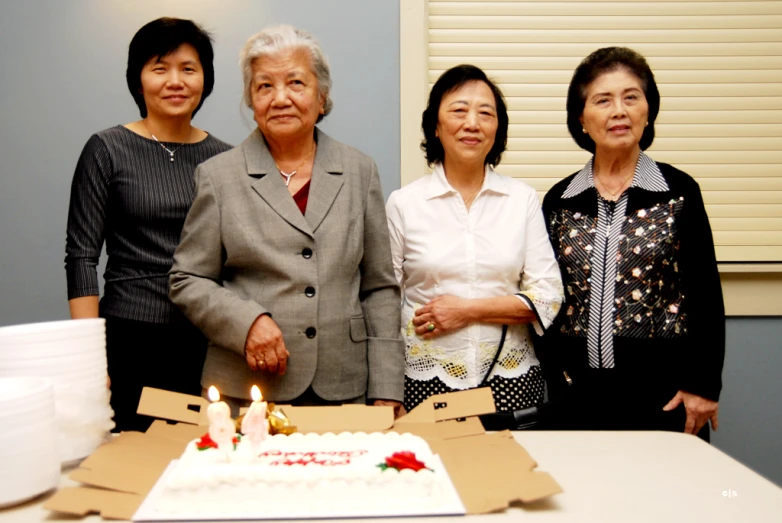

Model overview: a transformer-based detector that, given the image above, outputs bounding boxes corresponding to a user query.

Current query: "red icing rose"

[382,451,428,472]
[196,433,240,451]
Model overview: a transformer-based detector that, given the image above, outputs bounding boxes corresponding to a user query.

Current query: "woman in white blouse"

[386,65,563,414]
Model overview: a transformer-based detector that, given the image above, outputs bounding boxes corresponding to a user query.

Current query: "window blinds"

[427,0,782,262]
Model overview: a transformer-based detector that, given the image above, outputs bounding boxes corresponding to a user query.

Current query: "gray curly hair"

[240,25,333,122]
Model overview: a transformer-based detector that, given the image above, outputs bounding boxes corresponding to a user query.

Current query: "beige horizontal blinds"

[428,0,782,262]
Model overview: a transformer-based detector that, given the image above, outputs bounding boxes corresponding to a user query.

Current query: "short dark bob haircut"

[126,18,215,118]
[421,65,509,167]
[566,47,660,153]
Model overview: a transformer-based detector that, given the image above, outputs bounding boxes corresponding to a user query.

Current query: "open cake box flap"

[396,388,563,513]
[44,487,143,521]
[430,431,563,513]
[136,386,210,425]
[44,422,196,520]
[138,386,396,434]
[394,387,496,440]
[274,403,394,433]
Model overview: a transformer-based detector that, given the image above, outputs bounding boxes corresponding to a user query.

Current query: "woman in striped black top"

[541,47,725,440]
[64,18,231,431]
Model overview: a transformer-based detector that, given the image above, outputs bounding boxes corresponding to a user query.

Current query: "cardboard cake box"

[44,386,562,520]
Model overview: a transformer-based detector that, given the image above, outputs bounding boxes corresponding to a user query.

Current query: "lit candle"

[207,385,236,454]
[241,385,269,454]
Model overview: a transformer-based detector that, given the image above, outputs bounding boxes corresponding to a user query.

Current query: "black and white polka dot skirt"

[404,365,545,413]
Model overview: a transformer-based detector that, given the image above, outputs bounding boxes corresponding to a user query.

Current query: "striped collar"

[562,151,669,199]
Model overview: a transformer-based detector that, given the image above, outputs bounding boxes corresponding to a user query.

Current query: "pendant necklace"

[276,144,315,186]
[595,170,634,200]
[462,176,485,210]
[143,121,192,163]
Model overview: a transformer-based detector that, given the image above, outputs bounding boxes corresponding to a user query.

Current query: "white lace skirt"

[402,303,540,390]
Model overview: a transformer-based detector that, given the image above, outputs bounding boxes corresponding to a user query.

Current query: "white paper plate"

[0,488,56,509]
[0,333,105,351]
[0,318,104,335]
[133,455,466,521]
[0,378,59,508]
[0,356,105,373]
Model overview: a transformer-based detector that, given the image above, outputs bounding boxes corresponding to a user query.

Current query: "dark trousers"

[546,368,711,442]
[105,315,207,432]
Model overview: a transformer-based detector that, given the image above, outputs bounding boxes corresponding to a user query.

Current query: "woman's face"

[436,80,498,168]
[140,43,204,120]
[580,68,649,154]
[250,48,325,143]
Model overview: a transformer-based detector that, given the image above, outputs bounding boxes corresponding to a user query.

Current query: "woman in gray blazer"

[169,25,404,416]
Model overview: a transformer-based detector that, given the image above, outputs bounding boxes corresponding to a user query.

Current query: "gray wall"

[1,0,780,491]
[0,0,400,325]
[712,318,782,487]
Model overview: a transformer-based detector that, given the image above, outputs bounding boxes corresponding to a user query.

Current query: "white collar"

[425,163,511,200]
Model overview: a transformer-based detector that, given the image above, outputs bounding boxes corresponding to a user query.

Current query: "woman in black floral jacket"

[541,47,724,440]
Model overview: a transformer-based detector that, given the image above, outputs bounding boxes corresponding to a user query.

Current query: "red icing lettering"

[257,449,366,466]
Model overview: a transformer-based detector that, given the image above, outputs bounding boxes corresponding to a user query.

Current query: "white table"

[1,431,781,522]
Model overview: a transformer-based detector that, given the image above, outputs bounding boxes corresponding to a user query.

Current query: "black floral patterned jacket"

[541,155,725,402]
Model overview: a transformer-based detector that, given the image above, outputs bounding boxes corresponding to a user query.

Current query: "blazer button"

[305,286,316,297]
[305,327,317,338]
[302,248,313,259]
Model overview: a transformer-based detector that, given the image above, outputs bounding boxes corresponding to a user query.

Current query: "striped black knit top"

[65,125,232,323]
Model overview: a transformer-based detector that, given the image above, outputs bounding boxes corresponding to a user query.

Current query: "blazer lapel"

[243,129,314,238]
[306,130,344,233]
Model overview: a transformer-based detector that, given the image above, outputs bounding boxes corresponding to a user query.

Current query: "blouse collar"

[425,163,510,200]
[562,151,669,199]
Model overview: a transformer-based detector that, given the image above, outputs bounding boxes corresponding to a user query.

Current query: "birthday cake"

[151,431,456,517]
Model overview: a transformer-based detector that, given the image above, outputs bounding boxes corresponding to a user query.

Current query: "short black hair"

[566,47,660,153]
[421,65,509,167]
[126,18,215,118]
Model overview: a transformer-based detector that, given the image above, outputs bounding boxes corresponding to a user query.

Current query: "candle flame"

[208,385,220,402]
[251,385,262,402]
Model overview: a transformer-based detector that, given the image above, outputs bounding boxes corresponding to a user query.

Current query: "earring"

[582,127,587,134]
[645,121,649,127]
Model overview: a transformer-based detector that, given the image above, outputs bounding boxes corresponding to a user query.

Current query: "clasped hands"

[412,295,471,339]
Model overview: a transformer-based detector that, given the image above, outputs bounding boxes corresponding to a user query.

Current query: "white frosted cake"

[151,431,458,517]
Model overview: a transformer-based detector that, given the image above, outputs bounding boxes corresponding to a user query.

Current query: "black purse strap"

[476,321,576,430]
[478,324,508,388]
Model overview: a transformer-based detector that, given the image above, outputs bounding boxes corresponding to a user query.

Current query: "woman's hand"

[244,314,290,375]
[663,390,719,434]
[413,295,473,338]
[373,399,407,419]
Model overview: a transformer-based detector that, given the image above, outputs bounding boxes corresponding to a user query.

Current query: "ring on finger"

[426,322,435,332]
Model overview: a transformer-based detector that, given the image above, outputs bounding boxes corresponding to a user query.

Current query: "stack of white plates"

[0,377,59,508]
[0,319,114,464]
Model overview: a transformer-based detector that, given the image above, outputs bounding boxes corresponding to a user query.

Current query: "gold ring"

[427,322,435,332]
[257,359,265,366]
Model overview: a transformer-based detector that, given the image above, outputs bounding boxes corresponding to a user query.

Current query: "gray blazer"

[170,128,404,402]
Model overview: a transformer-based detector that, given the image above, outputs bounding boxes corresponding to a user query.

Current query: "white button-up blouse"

[386,164,563,389]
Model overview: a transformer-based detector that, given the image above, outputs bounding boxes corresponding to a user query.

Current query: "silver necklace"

[143,122,192,163]
[276,144,315,186]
